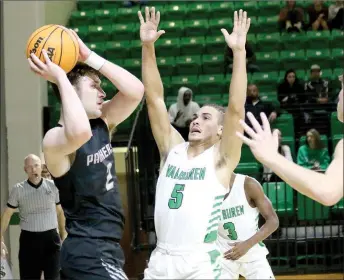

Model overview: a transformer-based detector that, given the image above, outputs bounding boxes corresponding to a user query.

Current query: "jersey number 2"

[105,162,114,191]
[223,222,238,240]
[168,184,185,209]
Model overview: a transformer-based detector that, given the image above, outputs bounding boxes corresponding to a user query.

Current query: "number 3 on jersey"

[168,184,185,209]
[223,222,238,240]
[105,162,114,191]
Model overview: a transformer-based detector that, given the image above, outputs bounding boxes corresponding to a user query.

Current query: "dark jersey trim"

[7,203,18,209]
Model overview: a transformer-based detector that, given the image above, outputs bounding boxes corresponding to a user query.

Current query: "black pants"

[60,236,127,280]
[19,229,61,280]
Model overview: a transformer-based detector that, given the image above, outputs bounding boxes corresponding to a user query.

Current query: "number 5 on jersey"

[168,184,185,209]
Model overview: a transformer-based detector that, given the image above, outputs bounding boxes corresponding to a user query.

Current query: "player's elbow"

[315,180,342,206]
[271,215,280,231]
[228,102,245,116]
[68,130,92,147]
[319,193,341,206]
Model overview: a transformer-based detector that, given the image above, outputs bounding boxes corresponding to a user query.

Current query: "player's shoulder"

[334,139,343,157]
[244,176,263,191]
[42,126,62,149]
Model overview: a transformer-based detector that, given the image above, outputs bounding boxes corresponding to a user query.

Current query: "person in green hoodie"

[297,129,330,171]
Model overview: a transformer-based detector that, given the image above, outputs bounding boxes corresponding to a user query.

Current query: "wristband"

[84,51,106,70]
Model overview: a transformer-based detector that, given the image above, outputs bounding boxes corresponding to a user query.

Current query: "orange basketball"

[26,24,79,73]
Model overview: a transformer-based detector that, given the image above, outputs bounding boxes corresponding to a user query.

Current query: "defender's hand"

[138,6,165,44]
[224,241,251,260]
[221,10,251,52]
[28,50,66,84]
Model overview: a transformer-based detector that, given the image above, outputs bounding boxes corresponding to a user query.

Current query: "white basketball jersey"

[155,142,227,249]
[217,174,269,262]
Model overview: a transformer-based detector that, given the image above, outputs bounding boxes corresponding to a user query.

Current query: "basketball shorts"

[144,242,222,279]
[60,236,128,280]
[220,257,275,279]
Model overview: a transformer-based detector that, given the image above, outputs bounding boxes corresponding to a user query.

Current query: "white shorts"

[144,243,222,279]
[220,257,275,280]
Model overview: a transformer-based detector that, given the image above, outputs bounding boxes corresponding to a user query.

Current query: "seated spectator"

[224,42,259,76]
[278,0,304,32]
[307,0,329,30]
[304,64,330,105]
[297,128,330,171]
[263,129,293,182]
[328,0,344,30]
[123,0,147,7]
[245,84,280,128]
[278,69,305,109]
[41,164,52,180]
[168,87,200,140]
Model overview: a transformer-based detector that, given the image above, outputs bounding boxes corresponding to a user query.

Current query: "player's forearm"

[0,213,12,240]
[142,43,164,103]
[99,60,144,101]
[57,213,67,240]
[57,75,91,140]
[246,217,279,249]
[266,154,338,206]
[228,51,247,112]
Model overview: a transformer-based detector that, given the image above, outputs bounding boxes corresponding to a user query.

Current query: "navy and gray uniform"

[7,178,61,280]
[53,118,127,280]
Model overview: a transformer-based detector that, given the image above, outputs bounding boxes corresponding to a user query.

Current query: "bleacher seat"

[210,2,234,18]
[160,20,184,38]
[165,4,187,20]
[240,145,257,163]
[94,9,116,25]
[105,41,131,61]
[258,1,283,16]
[282,136,296,160]
[297,193,330,221]
[202,54,223,74]
[70,10,95,26]
[77,1,101,11]
[198,74,226,95]
[235,163,261,180]
[123,58,141,78]
[255,52,280,72]
[130,40,142,58]
[257,16,279,33]
[111,23,137,41]
[85,42,105,56]
[330,29,344,49]
[280,50,306,70]
[332,134,342,152]
[180,37,205,55]
[281,33,306,50]
[187,3,211,19]
[234,1,258,16]
[306,30,331,49]
[205,35,226,54]
[88,25,111,42]
[306,49,331,69]
[116,7,140,22]
[331,48,344,67]
[263,182,294,216]
[162,76,172,96]
[272,115,295,138]
[71,26,89,41]
[332,198,344,214]
[252,71,279,91]
[184,19,209,37]
[331,112,343,136]
[101,1,121,10]
[208,18,233,35]
[157,57,175,76]
[155,38,181,57]
[256,33,281,52]
[194,94,223,106]
[170,75,198,94]
[176,55,202,75]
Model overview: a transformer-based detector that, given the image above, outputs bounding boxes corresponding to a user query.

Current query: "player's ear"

[217,125,223,138]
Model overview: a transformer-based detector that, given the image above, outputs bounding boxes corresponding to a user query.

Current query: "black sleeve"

[7,203,18,209]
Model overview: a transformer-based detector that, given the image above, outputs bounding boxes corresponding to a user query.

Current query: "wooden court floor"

[276,274,343,279]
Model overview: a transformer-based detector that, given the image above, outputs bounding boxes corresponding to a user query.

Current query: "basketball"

[26,24,79,73]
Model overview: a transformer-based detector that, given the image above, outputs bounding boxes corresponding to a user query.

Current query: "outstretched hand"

[236,112,280,165]
[138,6,165,44]
[221,9,251,51]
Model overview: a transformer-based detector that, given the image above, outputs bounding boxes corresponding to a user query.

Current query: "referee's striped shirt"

[7,178,60,232]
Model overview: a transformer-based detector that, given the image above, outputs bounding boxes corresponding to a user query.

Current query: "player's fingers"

[138,11,145,24]
[221,28,230,38]
[157,30,166,38]
[156,11,161,25]
[28,58,43,75]
[238,9,243,27]
[260,112,271,134]
[236,131,254,147]
[247,112,263,134]
[150,7,156,22]
[246,17,251,32]
[30,53,46,69]
[145,6,150,22]
[272,129,279,147]
[233,10,238,29]
[242,11,247,29]
[238,119,258,139]
[41,49,52,64]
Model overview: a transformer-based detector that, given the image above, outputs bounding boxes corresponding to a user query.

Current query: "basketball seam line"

[26,24,54,57]
[38,26,60,60]
[58,29,64,66]
[69,31,78,69]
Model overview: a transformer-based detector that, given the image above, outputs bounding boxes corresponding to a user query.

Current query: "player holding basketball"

[27,32,144,279]
[236,75,344,206]
[139,7,249,279]
[217,173,279,279]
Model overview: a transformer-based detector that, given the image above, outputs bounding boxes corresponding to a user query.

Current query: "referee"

[0,154,66,280]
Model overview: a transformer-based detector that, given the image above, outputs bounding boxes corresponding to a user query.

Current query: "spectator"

[263,128,293,182]
[224,42,259,75]
[278,0,304,32]
[123,0,147,7]
[168,87,200,140]
[328,0,344,30]
[278,69,305,109]
[307,0,329,31]
[304,64,330,104]
[297,128,330,171]
[42,163,52,180]
[245,84,280,128]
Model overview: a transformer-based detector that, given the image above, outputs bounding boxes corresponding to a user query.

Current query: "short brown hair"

[50,63,101,103]
[203,103,226,124]
[306,128,325,149]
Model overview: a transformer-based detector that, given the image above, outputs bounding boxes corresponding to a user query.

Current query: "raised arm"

[237,112,343,206]
[28,51,92,175]
[225,176,279,260]
[70,31,144,128]
[139,7,184,161]
[219,10,250,171]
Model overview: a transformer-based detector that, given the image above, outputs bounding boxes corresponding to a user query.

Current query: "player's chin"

[188,131,203,141]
